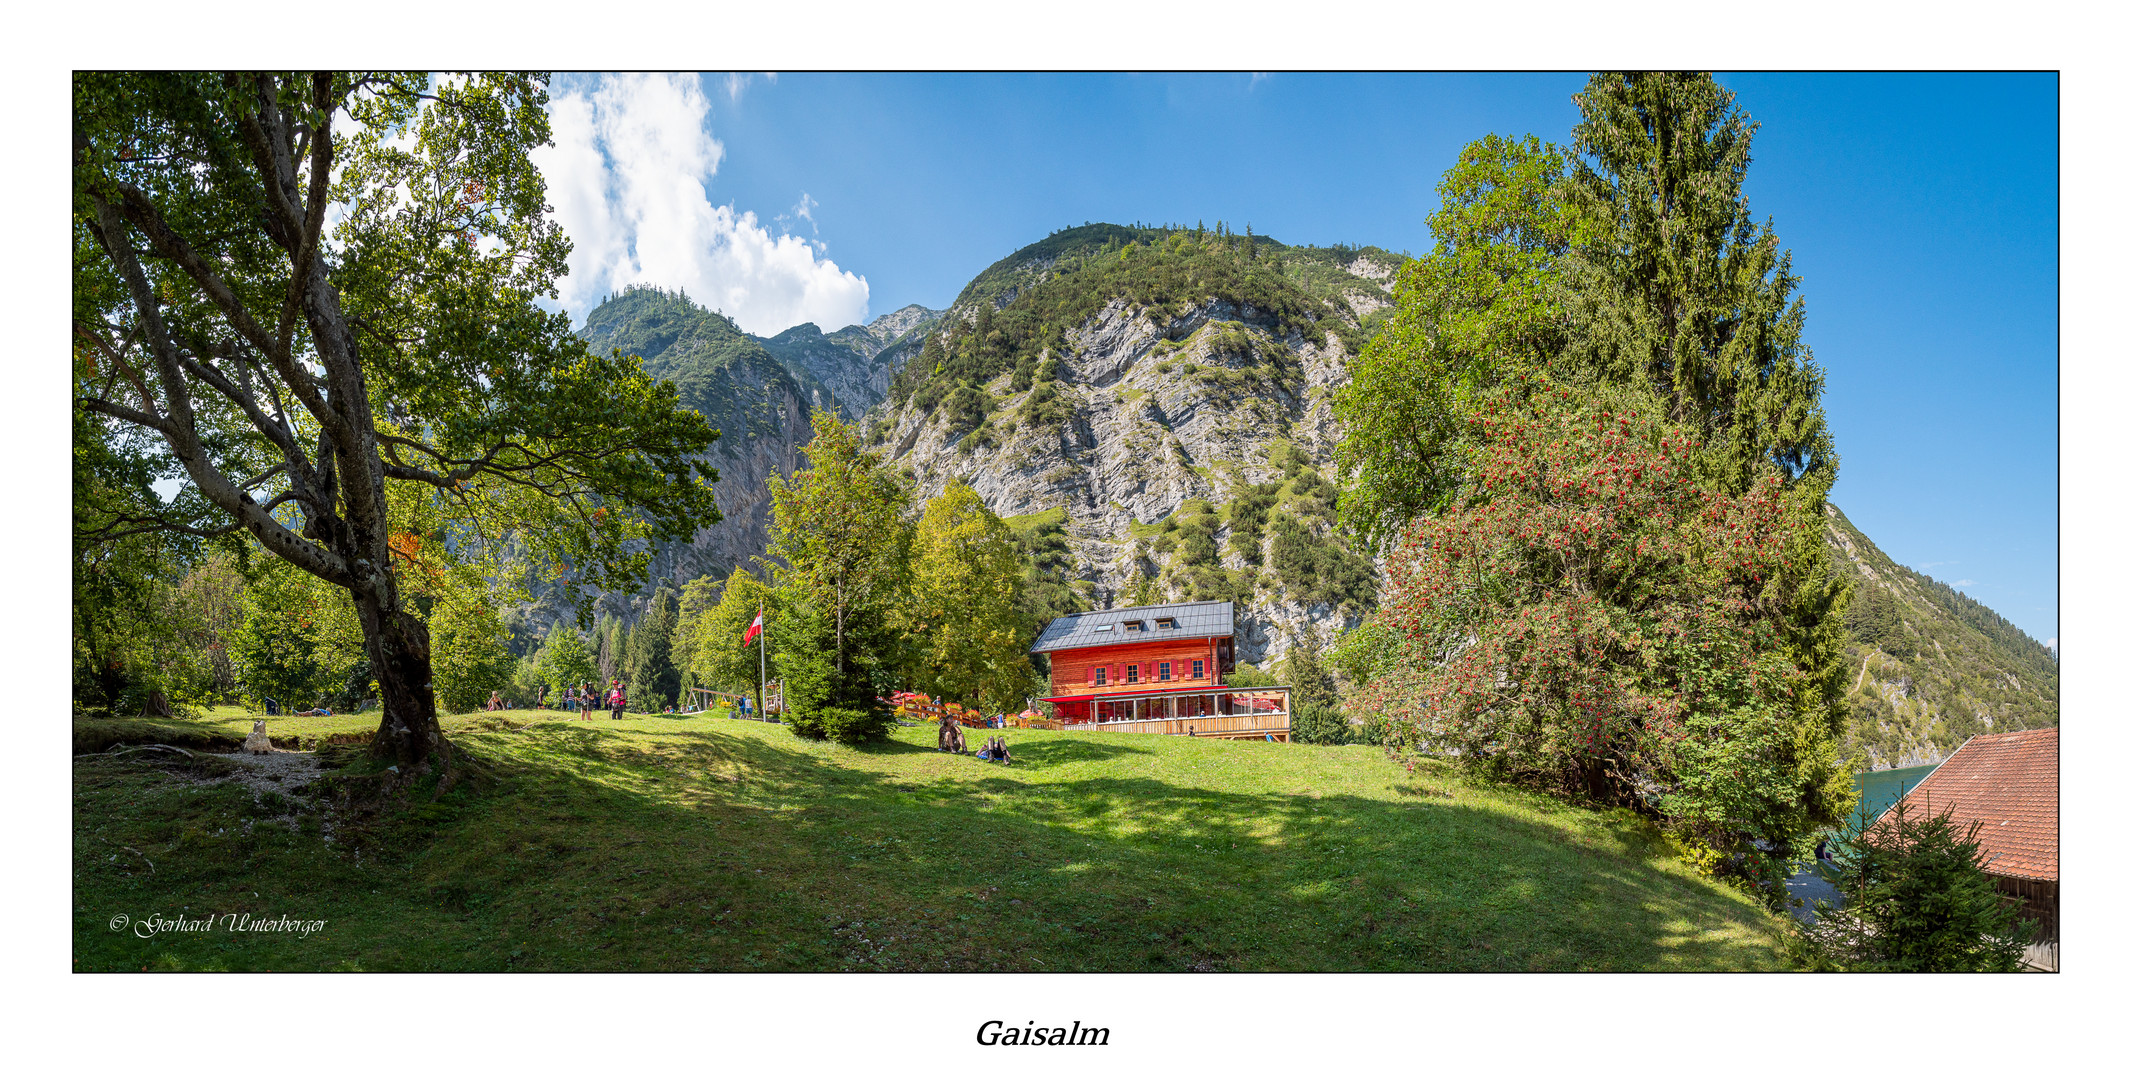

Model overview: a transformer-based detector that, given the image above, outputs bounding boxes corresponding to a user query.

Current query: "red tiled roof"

[1886,728,2058,881]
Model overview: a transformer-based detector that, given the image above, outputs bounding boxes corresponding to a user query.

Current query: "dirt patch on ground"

[202,749,323,799]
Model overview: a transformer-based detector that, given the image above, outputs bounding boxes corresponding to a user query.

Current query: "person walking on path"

[608,679,626,720]
[579,681,597,723]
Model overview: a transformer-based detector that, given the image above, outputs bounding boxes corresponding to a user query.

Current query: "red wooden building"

[1030,600,1292,740]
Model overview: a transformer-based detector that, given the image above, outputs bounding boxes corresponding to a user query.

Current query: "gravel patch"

[203,749,322,799]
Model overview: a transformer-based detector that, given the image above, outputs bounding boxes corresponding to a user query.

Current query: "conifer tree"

[1561,72,1853,823]
[623,587,681,711]
[769,410,912,738]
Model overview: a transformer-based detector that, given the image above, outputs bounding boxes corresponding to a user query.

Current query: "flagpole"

[757,604,767,719]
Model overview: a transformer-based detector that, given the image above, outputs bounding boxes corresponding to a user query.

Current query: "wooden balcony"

[1052,687,1291,742]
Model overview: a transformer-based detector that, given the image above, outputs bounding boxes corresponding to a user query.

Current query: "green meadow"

[74,709,1789,972]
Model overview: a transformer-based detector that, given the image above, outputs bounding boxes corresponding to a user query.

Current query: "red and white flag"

[744,609,763,646]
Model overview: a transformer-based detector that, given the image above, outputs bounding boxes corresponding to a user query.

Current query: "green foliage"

[674,568,779,696]
[1016,381,1074,430]
[1279,631,1338,712]
[502,657,544,706]
[1226,481,1278,565]
[1347,381,1854,866]
[1334,134,1579,547]
[533,624,597,697]
[1564,73,1835,498]
[1790,800,2033,972]
[787,704,893,746]
[426,573,518,713]
[904,482,1039,712]
[1006,509,1086,679]
[228,557,367,710]
[621,588,683,711]
[1291,703,1377,746]
[769,411,913,721]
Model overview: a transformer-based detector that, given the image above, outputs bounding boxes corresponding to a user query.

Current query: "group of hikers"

[486,678,629,720]
[480,681,764,720]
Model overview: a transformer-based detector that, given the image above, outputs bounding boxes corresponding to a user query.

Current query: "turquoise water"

[1785,761,1944,919]
[1849,762,1942,828]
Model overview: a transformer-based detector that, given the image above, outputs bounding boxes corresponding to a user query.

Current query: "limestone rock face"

[756,304,942,420]
[538,287,822,627]
[864,233,1393,668]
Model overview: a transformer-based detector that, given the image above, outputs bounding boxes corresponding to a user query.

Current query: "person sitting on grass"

[937,715,966,754]
[486,691,502,712]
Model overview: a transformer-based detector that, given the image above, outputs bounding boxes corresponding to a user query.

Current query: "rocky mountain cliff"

[551,286,819,625]
[1827,504,2058,768]
[861,224,1399,665]
[754,304,942,420]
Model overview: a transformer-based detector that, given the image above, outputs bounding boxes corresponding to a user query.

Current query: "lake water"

[1783,761,1943,920]
[1849,762,1942,827]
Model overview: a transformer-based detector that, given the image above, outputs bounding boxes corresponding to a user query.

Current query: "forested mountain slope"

[560,286,819,622]
[1827,504,2058,768]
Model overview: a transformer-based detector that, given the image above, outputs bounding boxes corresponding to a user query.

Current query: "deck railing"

[1056,686,1291,740]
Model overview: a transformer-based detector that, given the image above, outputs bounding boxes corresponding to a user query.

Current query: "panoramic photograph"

[70,70,2057,977]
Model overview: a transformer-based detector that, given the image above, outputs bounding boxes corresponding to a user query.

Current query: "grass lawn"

[73,709,1793,972]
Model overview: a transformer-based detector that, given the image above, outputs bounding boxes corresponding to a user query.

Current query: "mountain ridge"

[558,226,2055,771]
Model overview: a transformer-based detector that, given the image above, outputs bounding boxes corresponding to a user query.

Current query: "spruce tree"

[1562,72,1853,841]
[624,588,682,711]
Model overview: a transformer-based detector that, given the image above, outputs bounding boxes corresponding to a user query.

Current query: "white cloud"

[532,73,867,336]
[2046,637,2057,651]
[723,71,776,104]
[1951,579,1976,588]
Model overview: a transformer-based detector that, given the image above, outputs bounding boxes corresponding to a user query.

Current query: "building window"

[1159,661,1172,681]
[1093,666,1106,687]
[1127,664,1139,684]
[1156,617,1177,630]
[1123,620,1144,633]
[1192,659,1205,679]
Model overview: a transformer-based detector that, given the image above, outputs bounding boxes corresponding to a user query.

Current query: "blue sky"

[538,72,2057,645]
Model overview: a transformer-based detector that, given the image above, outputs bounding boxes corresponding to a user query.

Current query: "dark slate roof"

[1886,727,2058,881]
[1030,600,1234,654]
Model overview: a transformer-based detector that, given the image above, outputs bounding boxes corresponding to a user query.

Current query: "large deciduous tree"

[73,72,720,769]
[1334,134,1581,546]
[1349,381,1853,874]
[674,567,779,701]
[904,481,1036,713]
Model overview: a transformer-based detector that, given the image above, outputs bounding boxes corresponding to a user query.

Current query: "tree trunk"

[355,592,442,770]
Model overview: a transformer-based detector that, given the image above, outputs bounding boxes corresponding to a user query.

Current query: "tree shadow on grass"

[75,721,1791,973]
